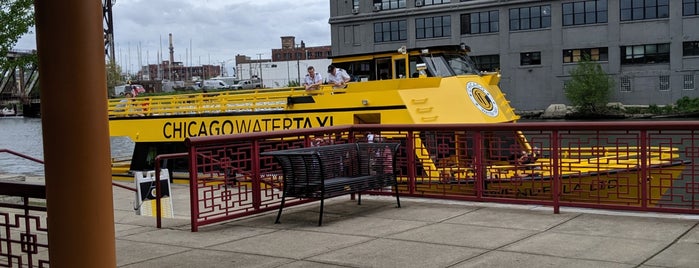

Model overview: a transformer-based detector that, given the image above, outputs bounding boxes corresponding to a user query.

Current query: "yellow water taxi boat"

[108,44,686,205]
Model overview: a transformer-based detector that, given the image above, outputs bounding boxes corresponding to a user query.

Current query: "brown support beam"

[34,0,116,267]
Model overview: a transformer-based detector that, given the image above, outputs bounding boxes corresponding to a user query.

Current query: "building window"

[684,41,699,56]
[659,75,670,91]
[521,52,541,66]
[374,20,407,42]
[275,53,282,60]
[563,47,608,63]
[461,11,498,34]
[315,51,323,58]
[620,76,632,92]
[562,0,608,26]
[416,16,451,39]
[353,0,360,9]
[510,5,551,31]
[685,0,699,16]
[684,74,696,90]
[424,0,451,5]
[621,44,670,64]
[620,0,669,21]
[472,55,500,72]
[374,0,406,10]
[284,53,291,60]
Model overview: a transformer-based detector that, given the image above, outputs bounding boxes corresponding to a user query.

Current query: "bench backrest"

[262,143,400,196]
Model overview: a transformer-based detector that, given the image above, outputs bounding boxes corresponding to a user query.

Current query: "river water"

[0,117,134,176]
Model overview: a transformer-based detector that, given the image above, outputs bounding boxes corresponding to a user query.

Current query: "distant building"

[236,36,332,88]
[271,36,332,62]
[139,61,220,82]
[328,0,699,110]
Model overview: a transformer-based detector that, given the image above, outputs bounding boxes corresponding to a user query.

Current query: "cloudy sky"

[15,0,331,75]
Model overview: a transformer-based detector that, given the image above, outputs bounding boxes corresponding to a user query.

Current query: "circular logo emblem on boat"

[466,82,499,117]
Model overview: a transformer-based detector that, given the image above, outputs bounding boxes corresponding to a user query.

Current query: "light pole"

[257,53,263,87]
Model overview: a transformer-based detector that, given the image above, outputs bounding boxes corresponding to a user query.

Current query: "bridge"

[0,49,40,116]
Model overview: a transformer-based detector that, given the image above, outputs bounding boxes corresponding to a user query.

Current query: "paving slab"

[276,260,352,268]
[445,207,578,231]
[452,250,633,268]
[389,222,538,249]
[362,199,478,222]
[116,239,190,267]
[550,213,695,241]
[308,238,485,268]
[678,223,699,243]
[210,229,372,259]
[294,215,430,237]
[503,232,671,265]
[119,249,292,268]
[644,242,699,268]
[118,225,278,248]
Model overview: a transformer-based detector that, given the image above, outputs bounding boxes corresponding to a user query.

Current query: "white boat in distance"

[1,107,16,116]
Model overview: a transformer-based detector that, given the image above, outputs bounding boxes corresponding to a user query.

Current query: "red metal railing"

[0,149,140,266]
[0,149,49,267]
[184,121,699,231]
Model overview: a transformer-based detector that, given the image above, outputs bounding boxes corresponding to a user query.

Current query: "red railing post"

[552,130,560,214]
[252,139,262,210]
[474,130,484,200]
[188,144,200,232]
[406,130,416,194]
[156,161,162,229]
[640,130,648,209]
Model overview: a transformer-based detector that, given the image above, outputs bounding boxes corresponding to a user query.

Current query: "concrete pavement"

[112,183,699,268]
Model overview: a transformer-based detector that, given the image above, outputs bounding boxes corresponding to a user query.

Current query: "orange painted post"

[34,0,117,267]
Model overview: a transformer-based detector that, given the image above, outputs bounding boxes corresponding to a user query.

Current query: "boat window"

[376,57,392,80]
[338,61,372,81]
[394,58,407,79]
[409,56,424,78]
[422,55,454,77]
[444,53,480,75]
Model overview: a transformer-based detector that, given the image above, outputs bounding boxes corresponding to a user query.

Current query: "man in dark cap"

[326,65,351,88]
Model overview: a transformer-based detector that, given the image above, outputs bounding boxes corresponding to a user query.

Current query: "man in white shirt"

[326,65,351,88]
[303,66,323,91]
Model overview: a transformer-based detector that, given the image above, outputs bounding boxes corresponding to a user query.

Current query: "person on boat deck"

[117,92,144,117]
[303,66,323,91]
[511,147,541,165]
[116,92,133,115]
[326,65,351,88]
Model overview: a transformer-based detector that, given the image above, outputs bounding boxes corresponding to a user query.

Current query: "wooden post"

[34,0,116,266]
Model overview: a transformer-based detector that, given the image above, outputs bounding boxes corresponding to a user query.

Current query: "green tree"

[564,57,615,115]
[0,0,35,69]
[106,60,124,97]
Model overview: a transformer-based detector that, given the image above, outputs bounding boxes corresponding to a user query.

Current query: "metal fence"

[0,150,49,268]
[183,121,699,231]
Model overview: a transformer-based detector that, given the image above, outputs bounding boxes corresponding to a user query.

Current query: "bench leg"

[357,193,361,205]
[275,193,287,224]
[393,179,401,208]
[318,198,324,226]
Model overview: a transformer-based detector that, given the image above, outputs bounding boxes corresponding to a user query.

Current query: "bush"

[564,57,614,115]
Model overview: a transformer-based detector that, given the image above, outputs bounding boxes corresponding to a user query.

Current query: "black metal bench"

[262,142,401,226]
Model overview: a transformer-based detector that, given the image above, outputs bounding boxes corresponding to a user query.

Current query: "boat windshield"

[422,53,479,77]
[444,53,479,75]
